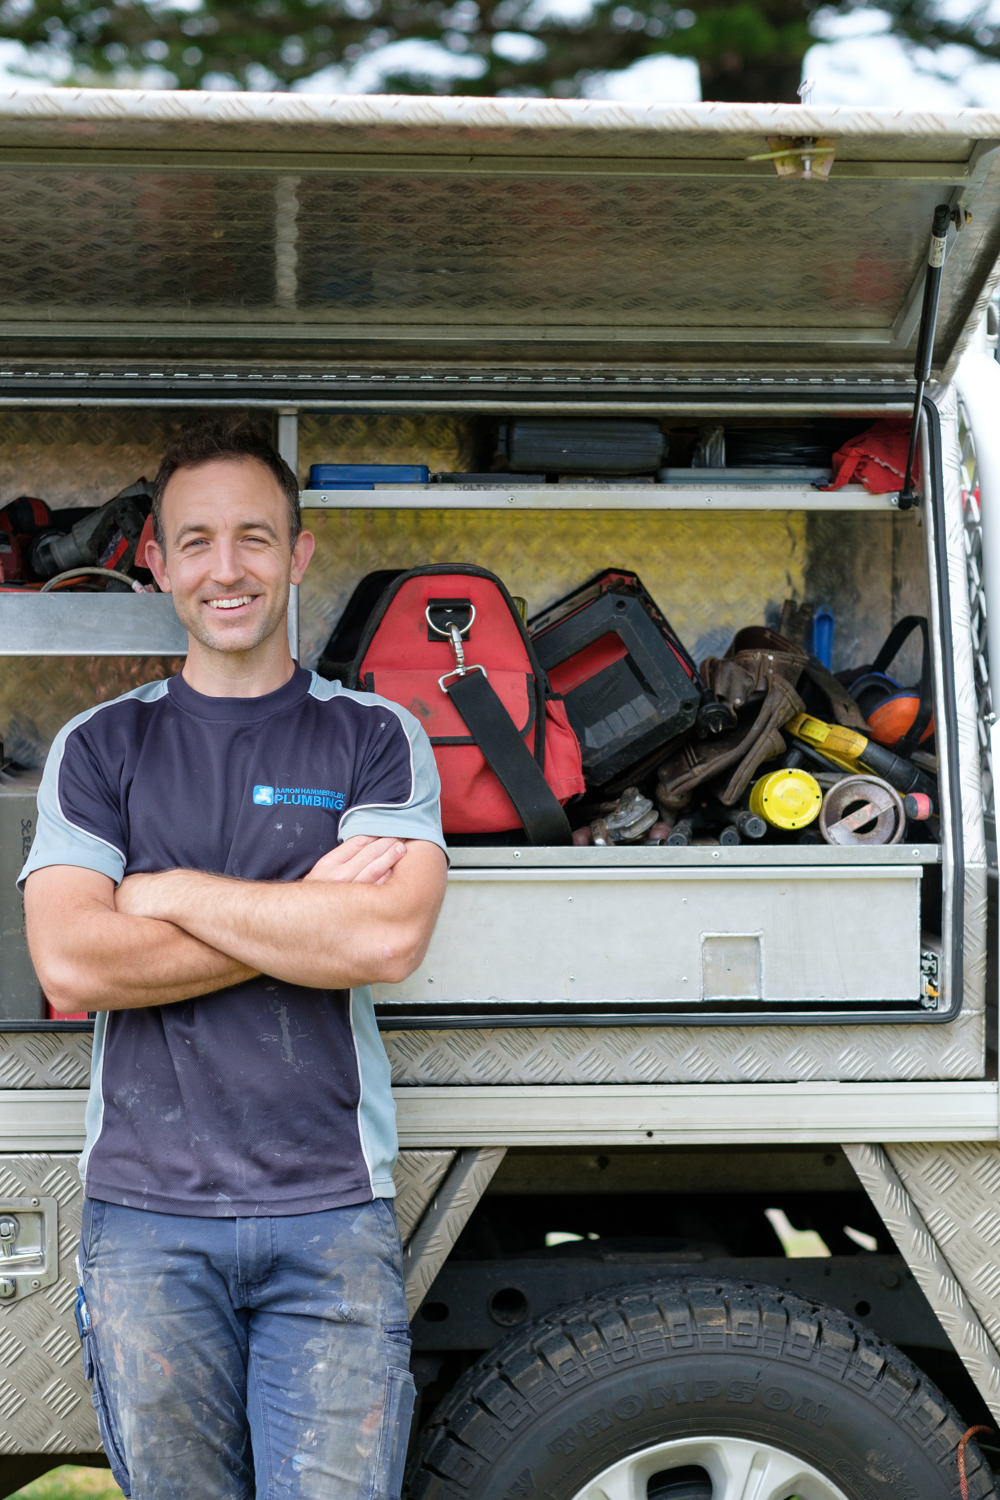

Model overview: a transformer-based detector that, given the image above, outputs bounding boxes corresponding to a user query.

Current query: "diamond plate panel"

[845,1143,1000,1418]
[0,93,992,161]
[934,382,988,868]
[0,658,184,769]
[299,505,930,676]
[885,1143,1000,1359]
[391,1149,455,1247]
[2,1007,986,1093]
[0,1154,98,1454]
[930,384,989,1028]
[0,96,996,371]
[957,397,994,819]
[384,1010,985,1085]
[298,414,477,489]
[299,506,816,672]
[0,167,963,345]
[0,173,277,315]
[288,173,933,330]
[0,1036,92,1091]
[402,1148,506,1316]
[0,408,212,512]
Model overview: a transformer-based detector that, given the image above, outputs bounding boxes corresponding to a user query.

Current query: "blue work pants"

[78,1196,415,1500]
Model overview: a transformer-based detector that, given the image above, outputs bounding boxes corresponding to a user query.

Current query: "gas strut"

[898,203,952,511]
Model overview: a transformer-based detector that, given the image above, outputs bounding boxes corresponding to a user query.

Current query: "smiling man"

[19,417,448,1500]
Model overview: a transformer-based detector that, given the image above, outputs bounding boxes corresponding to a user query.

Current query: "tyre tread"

[408,1276,995,1500]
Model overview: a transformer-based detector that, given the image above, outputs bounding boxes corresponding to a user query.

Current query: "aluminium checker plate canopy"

[0,89,984,1040]
[0,93,998,392]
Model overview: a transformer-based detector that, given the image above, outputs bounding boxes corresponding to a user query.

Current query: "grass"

[9,1467,124,1499]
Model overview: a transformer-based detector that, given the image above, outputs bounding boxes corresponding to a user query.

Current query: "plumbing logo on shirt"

[253,785,345,810]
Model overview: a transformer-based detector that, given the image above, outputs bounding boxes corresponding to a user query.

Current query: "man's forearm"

[29,896,256,1012]
[124,857,444,989]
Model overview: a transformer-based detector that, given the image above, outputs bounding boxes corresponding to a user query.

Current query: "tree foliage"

[0,0,997,102]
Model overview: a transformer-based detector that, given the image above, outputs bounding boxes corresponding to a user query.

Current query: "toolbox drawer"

[373,864,923,1012]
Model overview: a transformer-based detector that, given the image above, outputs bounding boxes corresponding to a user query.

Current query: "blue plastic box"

[307,463,429,489]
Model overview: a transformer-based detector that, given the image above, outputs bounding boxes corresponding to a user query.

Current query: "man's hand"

[303,835,408,886]
[115,837,410,923]
[36,836,444,1011]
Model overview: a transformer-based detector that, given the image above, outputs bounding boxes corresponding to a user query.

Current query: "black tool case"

[500,419,666,475]
[529,569,701,783]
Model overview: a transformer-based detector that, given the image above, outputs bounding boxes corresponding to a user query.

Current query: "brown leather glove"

[719,626,869,731]
[656,625,867,809]
[655,628,807,807]
[656,679,804,808]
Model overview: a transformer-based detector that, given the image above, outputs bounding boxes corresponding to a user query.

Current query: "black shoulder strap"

[871,615,933,752]
[445,669,572,845]
[801,658,870,732]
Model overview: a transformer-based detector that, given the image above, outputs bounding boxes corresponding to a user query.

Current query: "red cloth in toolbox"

[823,418,920,494]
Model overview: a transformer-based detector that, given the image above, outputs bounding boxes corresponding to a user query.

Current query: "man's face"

[145,457,314,654]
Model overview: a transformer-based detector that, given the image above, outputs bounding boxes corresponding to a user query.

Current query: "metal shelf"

[448,843,940,868]
[0,593,186,656]
[300,484,898,511]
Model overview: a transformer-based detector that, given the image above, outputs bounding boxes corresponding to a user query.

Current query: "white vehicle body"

[0,88,998,1495]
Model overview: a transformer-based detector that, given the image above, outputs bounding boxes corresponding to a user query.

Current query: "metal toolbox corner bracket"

[0,1195,58,1301]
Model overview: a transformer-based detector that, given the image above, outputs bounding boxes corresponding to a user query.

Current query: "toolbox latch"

[0,1197,59,1301]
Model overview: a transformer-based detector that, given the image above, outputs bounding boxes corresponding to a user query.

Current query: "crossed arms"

[24,836,448,1015]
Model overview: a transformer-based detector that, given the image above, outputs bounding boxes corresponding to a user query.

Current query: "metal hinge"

[0,1198,59,1302]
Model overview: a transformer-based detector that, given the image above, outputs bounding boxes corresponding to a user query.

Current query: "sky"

[284,7,1000,105]
[2,1,1000,105]
[589,10,1000,107]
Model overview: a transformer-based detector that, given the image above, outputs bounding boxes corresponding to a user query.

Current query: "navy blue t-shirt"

[18,667,445,1218]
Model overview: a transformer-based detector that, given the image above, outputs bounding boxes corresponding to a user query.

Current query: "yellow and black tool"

[785,713,935,799]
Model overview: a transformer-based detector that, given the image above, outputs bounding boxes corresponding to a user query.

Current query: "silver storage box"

[373,847,930,1014]
[0,773,43,1022]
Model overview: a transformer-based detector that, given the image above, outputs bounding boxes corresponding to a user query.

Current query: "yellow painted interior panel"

[298,414,477,477]
[0,507,929,764]
[299,508,810,670]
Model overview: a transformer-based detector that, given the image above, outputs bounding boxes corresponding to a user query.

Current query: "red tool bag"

[351,565,585,843]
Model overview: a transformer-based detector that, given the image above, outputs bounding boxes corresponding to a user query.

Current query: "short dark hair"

[152,415,300,550]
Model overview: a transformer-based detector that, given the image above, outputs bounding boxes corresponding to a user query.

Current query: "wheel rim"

[571,1435,851,1500]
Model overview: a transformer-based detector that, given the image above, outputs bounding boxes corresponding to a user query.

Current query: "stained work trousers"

[78,1196,415,1500]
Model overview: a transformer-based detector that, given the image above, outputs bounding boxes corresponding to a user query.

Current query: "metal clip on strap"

[425,600,571,844]
[438,622,488,692]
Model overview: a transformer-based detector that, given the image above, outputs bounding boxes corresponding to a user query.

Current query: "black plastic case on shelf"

[529,570,701,783]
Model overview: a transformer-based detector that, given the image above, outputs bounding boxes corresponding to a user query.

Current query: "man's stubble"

[174,584,290,657]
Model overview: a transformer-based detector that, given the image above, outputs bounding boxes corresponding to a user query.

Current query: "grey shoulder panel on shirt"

[17,679,171,891]
[309,674,446,853]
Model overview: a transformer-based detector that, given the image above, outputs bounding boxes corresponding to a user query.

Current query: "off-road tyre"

[408,1276,995,1500]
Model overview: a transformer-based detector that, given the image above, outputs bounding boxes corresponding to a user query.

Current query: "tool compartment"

[0,95,991,1079]
[287,455,940,1024]
[0,405,953,1034]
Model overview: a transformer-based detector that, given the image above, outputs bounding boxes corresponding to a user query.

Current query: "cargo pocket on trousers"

[77,1301,132,1498]
[373,1365,417,1500]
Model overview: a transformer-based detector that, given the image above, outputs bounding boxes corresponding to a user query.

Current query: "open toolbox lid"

[2,91,1000,385]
